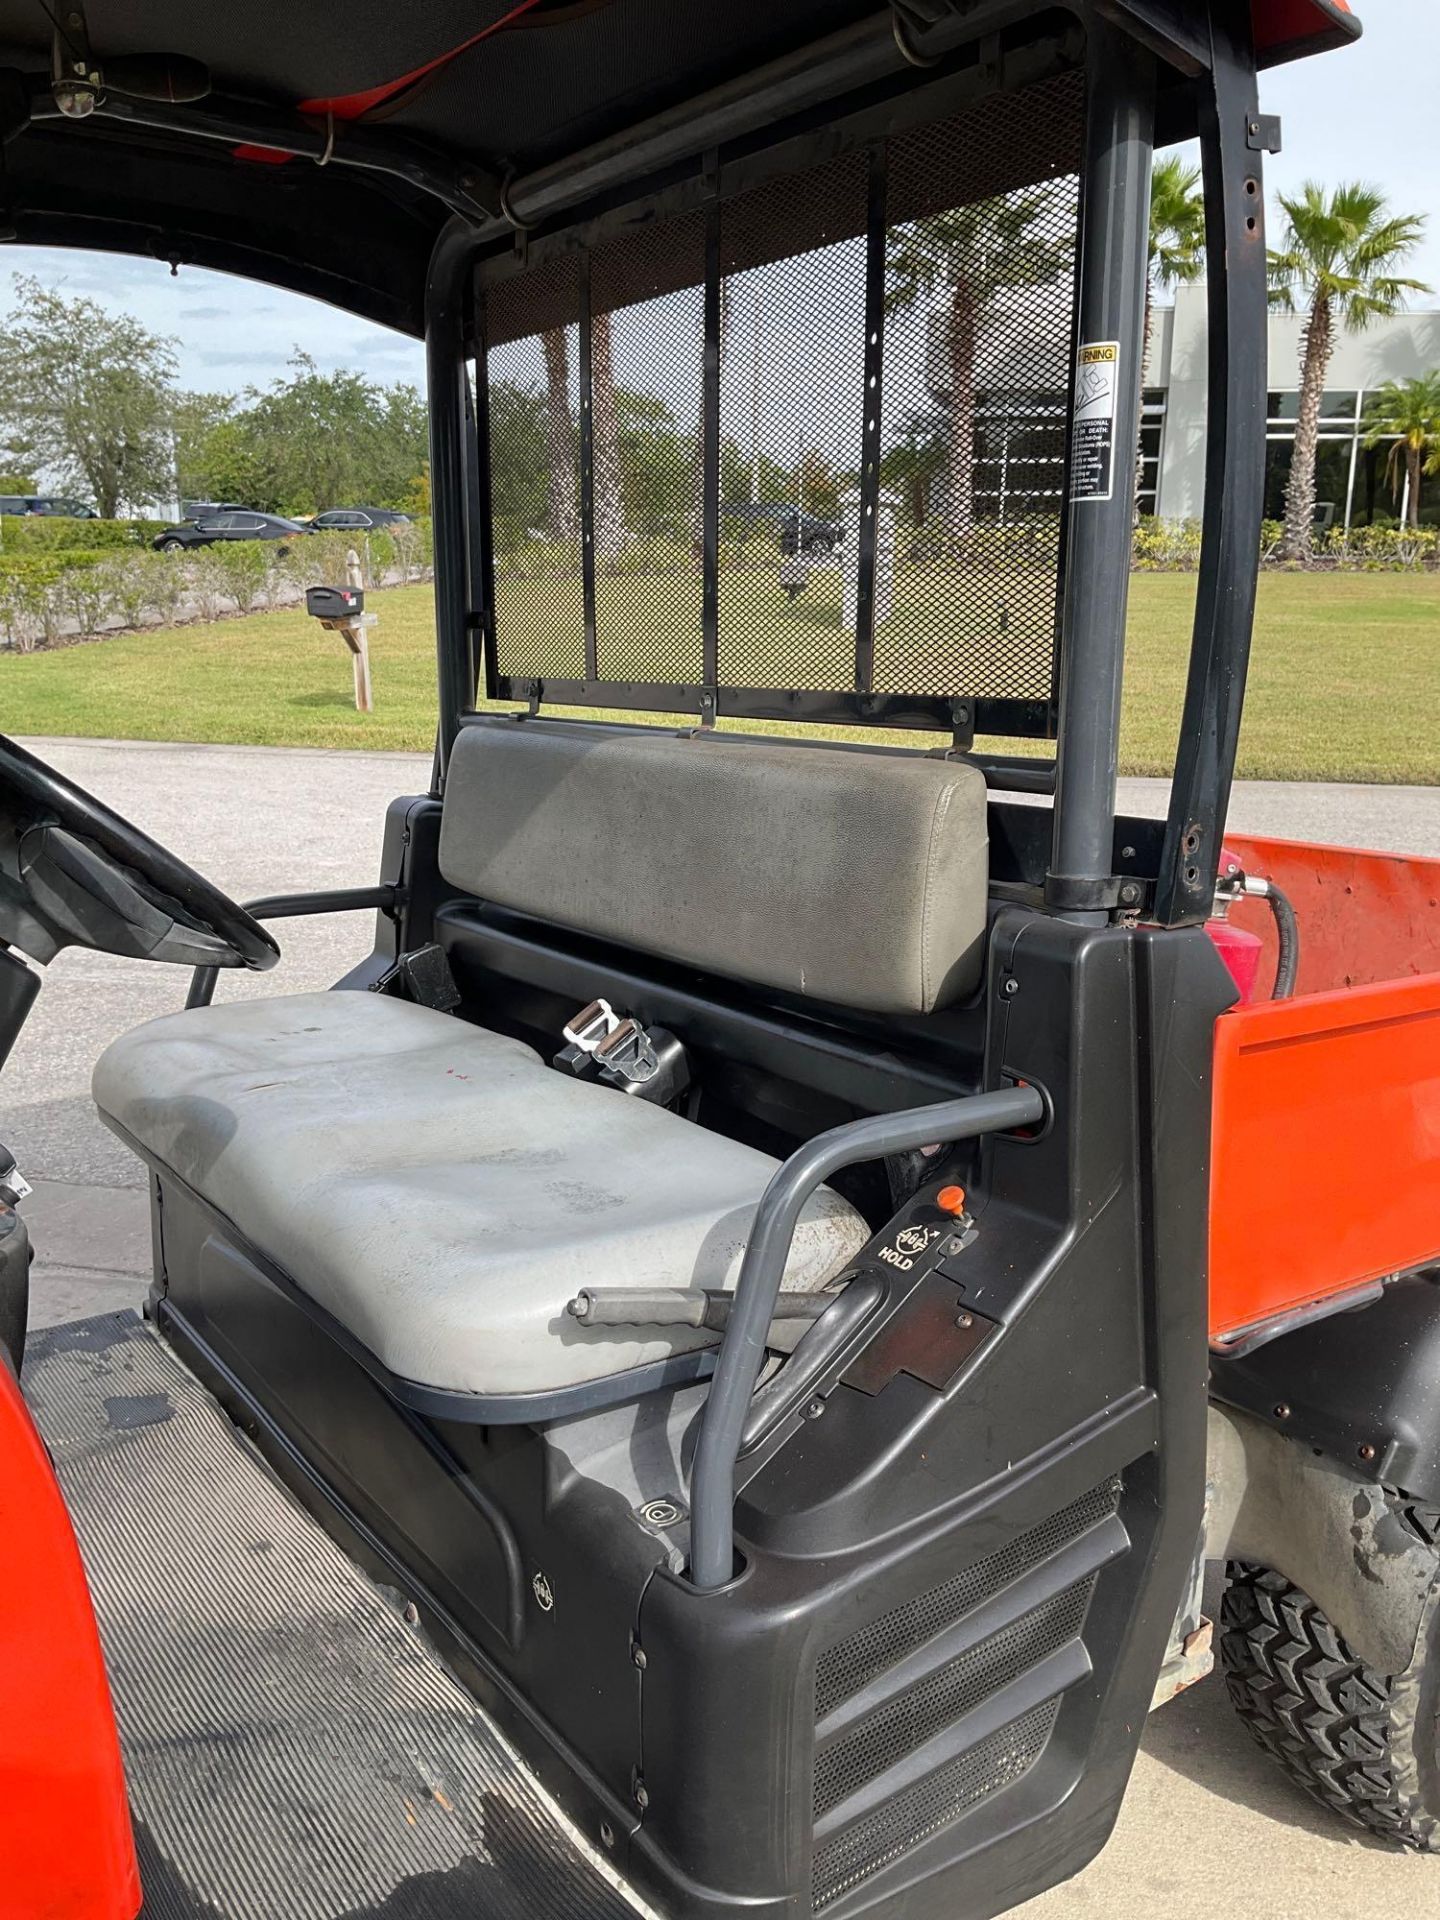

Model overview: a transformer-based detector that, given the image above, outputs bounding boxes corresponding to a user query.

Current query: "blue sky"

[0,0,1430,405]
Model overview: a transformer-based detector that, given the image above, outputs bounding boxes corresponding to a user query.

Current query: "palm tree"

[1268,182,1429,558]
[1362,372,1440,527]
[885,188,1070,550]
[1140,156,1205,501]
[540,326,578,540]
[591,308,625,559]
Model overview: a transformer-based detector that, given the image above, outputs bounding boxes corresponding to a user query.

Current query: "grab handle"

[687,1083,1044,1589]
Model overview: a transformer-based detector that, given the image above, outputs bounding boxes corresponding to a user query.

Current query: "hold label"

[1070,341,1120,503]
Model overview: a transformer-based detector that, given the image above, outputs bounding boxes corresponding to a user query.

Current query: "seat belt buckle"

[554,1000,691,1105]
[562,999,620,1055]
[594,1018,660,1086]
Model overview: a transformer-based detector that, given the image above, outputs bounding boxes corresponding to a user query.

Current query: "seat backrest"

[438,723,988,1016]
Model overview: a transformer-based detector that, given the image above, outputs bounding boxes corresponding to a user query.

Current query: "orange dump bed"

[1208,833,1440,1345]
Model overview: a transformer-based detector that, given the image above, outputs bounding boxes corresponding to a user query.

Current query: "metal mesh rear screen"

[592,219,707,683]
[879,78,1081,703]
[486,259,585,679]
[717,154,868,693]
[478,68,1084,734]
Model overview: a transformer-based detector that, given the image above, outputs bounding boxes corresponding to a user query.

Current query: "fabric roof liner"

[0,1,1361,336]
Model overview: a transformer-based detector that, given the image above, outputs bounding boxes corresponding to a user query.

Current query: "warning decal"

[1070,341,1120,503]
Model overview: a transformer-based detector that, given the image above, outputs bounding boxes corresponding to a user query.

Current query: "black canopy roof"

[0,0,1360,335]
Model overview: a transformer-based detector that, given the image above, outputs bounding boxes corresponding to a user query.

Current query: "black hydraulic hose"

[687,1083,1044,1590]
[1267,882,1300,999]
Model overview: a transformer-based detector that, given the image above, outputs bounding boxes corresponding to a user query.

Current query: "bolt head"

[956,1311,974,1329]
[1358,1443,1378,1462]
[1273,1402,1291,1420]
[804,1396,826,1420]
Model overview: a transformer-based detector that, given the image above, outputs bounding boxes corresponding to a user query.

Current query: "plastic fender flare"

[1210,1271,1440,1505]
[1206,1403,1436,1676]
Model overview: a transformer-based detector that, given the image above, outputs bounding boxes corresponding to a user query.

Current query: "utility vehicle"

[1,2,1438,1917]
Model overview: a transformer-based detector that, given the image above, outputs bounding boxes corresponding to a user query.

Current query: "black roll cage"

[421,0,1271,930]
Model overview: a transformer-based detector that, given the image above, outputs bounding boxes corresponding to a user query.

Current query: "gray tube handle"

[687,1083,1044,1589]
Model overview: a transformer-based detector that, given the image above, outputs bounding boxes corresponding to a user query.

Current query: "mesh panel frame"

[716,152,869,695]
[486,258,586,681]
[591,218,708,685]
[477,68,1085,736]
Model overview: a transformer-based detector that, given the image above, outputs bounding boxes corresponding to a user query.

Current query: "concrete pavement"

[4,735,1438,1917]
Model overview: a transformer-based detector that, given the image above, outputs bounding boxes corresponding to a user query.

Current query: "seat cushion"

[92,991,869,1400]
[438,723,989,1014]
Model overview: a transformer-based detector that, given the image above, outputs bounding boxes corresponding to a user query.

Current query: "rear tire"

[1221,1504,1440,1850]
[158,538,185,552]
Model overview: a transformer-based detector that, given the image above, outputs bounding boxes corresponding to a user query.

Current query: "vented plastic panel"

[812,1580,1091,1819]
[811,1699,1058,1910]
[815,1478,1121,1718]
[476,66,1085,736]
[486,259,585,681]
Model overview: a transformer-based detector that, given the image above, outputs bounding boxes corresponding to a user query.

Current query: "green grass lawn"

[1,570,1435,781]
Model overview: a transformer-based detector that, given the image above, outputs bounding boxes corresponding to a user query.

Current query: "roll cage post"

[422,0,1268,923]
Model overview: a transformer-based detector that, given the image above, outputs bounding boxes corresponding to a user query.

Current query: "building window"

[1263,435,1357,531]
[1265,389,1360,425]
[1137,387,1166,516]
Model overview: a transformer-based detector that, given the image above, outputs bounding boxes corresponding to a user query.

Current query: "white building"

[1145,286,1440,529]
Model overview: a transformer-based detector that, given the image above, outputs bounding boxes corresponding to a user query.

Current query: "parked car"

[152,511,312,552]
[309,506,413,531]
[0,495,99,518]
[179,500,251,520]
[722,500,842,556]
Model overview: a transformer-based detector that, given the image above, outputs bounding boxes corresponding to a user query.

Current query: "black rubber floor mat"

[25,1312,644,1920]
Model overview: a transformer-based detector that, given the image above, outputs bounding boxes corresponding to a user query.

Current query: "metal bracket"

[1044,872,1124,912]
[697,689,718,730]
[1245,112,1282,153]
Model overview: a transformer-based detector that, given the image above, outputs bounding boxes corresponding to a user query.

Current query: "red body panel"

[0,1362,140,1920]
[1210,834,1440,1341]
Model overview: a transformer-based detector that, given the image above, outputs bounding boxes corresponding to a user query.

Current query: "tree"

[591,309,625,557]
[181,353,428,515]
[540,328,578,539]
[879,407,949,525]
[172,390,236,503]
[1269,183,1429,558]
[0,471,36,493]
[1362,372,1440,527]
[488,379,550,539]
[1141,156,1205,500]
[0,276,177,517]
[885,190,1070,550]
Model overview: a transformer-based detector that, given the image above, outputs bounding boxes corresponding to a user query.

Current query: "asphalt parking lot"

[6,735,1439,1917]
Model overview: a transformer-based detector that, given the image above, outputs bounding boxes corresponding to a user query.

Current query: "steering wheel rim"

[0,734,280,972]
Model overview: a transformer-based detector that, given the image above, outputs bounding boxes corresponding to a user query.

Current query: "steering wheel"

[0,734,280,972]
